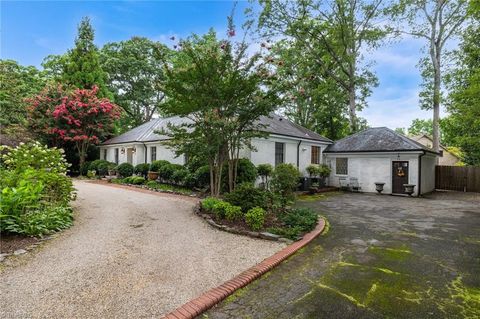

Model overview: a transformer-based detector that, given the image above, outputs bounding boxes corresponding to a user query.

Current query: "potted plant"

[318,164,331,188]
[374,182,385,194]
[309,182,319,194]
[306,164,320,187]
[403,184,416,196]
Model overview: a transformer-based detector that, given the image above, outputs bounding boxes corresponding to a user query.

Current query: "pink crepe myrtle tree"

[28,85,120,168]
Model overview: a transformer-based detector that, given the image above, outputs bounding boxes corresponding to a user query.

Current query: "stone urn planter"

[108,169,116,176]
[403,184,416,196]
[309,183,319,195]
[374,182,385,194]
[147,171,159,181]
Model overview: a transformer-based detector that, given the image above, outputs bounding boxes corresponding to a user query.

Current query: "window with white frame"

[311,146,321,164]
[103,149,107,160]
[275,142,285,166]
[151,146,157,162]
[115,148,119,164]
[336,158,348,175]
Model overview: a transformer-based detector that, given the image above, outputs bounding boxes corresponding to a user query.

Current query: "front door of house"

[392,161,409,194]
[127,148,134,164]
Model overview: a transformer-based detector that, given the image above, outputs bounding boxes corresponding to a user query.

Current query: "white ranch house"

[100,114,438,196]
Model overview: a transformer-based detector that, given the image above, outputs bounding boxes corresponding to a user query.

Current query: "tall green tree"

[269,39,350,140]
[158,29,279,196]
[42,17,110,98]
[101,37,171,129]
[444,3,480,165]
[391,0,468,155]
[0,60,46,126]
[256,0,388,133]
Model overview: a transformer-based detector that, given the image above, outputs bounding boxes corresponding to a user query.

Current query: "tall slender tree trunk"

[348,84,357,133]
[431,42,442,163]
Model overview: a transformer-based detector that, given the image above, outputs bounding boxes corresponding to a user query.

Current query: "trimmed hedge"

[116,163,134,177]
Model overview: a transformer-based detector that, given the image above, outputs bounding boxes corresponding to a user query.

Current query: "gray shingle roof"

[325,127,438,154]
[101,114,332,145]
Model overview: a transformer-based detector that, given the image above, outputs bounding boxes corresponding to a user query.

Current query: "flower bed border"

[162,217,326,319]
[195,204,293,243]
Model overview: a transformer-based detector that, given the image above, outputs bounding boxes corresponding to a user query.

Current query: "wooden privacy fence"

[435,165,480,192]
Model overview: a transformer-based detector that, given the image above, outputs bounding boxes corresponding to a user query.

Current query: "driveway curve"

[0,180,284,318]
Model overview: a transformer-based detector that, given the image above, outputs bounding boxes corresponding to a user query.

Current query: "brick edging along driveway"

[163,218,326,319]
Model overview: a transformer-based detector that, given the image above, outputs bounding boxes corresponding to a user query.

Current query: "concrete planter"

[147,171,159,181]
[375,182,385,194]
[403,184,416,196]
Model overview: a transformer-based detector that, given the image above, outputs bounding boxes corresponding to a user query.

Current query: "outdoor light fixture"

[132,147,137,154]
[121,148,125,154]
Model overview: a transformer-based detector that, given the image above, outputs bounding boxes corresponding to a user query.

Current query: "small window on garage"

[336,158,348,175]
[311,146,321,164]
[275,142,285,166]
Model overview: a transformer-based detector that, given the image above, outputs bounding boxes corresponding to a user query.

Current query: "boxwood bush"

[224,183,268,212]
[245,207,266,231]
[123,176,145,185]
[116,163,134,177]
[150,160,170,172]
[134,163,150,177]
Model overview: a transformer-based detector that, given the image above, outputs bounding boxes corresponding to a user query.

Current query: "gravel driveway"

[0,180,284,318]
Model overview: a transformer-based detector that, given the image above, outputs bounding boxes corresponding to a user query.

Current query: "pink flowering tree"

[28,85,120,168]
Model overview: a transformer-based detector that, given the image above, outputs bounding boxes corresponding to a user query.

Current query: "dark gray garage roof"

[101,114,332,145]
[324,127,439,154]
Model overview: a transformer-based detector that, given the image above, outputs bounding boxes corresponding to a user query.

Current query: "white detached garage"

[324,127,438,196]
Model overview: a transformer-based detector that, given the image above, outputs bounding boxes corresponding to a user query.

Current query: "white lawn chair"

[349,177,362,192]
[339,177,349,190]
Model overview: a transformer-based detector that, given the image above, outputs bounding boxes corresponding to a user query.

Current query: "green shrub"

[224,204,243,221]
[116,163,134,177]
[150,160,170,172]
[306,164,321,177]
[185,155,208,173]
[222,159,258,190]
[0,143,75,236]
[212,201,231,219]
[183,173,197,188]
[201,197,223,212]
[318,164,332,178]
[195,165,210,188]
[1,206,73,236]
[271,163,300,206]
[134,163,150,177]
[280,207,318,233]
[257,163,273,188]
[124,176,145,185]
[172,168,189,185]
[159,163,181,182]
[80,161,91,176]
[144,180,193,195]
[0,142,70,174]
[86,170,96,179]
[224,183,268,212]
[266,226,303,240]
[97,161,116,176]
[245,207,266,231]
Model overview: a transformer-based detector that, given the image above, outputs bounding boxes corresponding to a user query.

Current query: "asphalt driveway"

[0,181,284,318]
[204,192,480,319]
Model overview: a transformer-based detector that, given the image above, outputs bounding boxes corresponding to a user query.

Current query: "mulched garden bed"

[0,234,41,254]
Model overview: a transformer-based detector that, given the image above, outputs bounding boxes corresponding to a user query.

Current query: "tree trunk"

[348,84,357,133]
[431,42,442,163]
[77,141,87,175]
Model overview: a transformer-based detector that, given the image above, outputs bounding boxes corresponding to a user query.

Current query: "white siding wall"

[249,137,328,176]
[421,153,436,194]
[101,136,329,173]
[325,153,422,196]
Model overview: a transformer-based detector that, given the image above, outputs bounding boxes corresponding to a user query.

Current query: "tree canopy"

[101,37,172,129]
[158,28,279,195]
